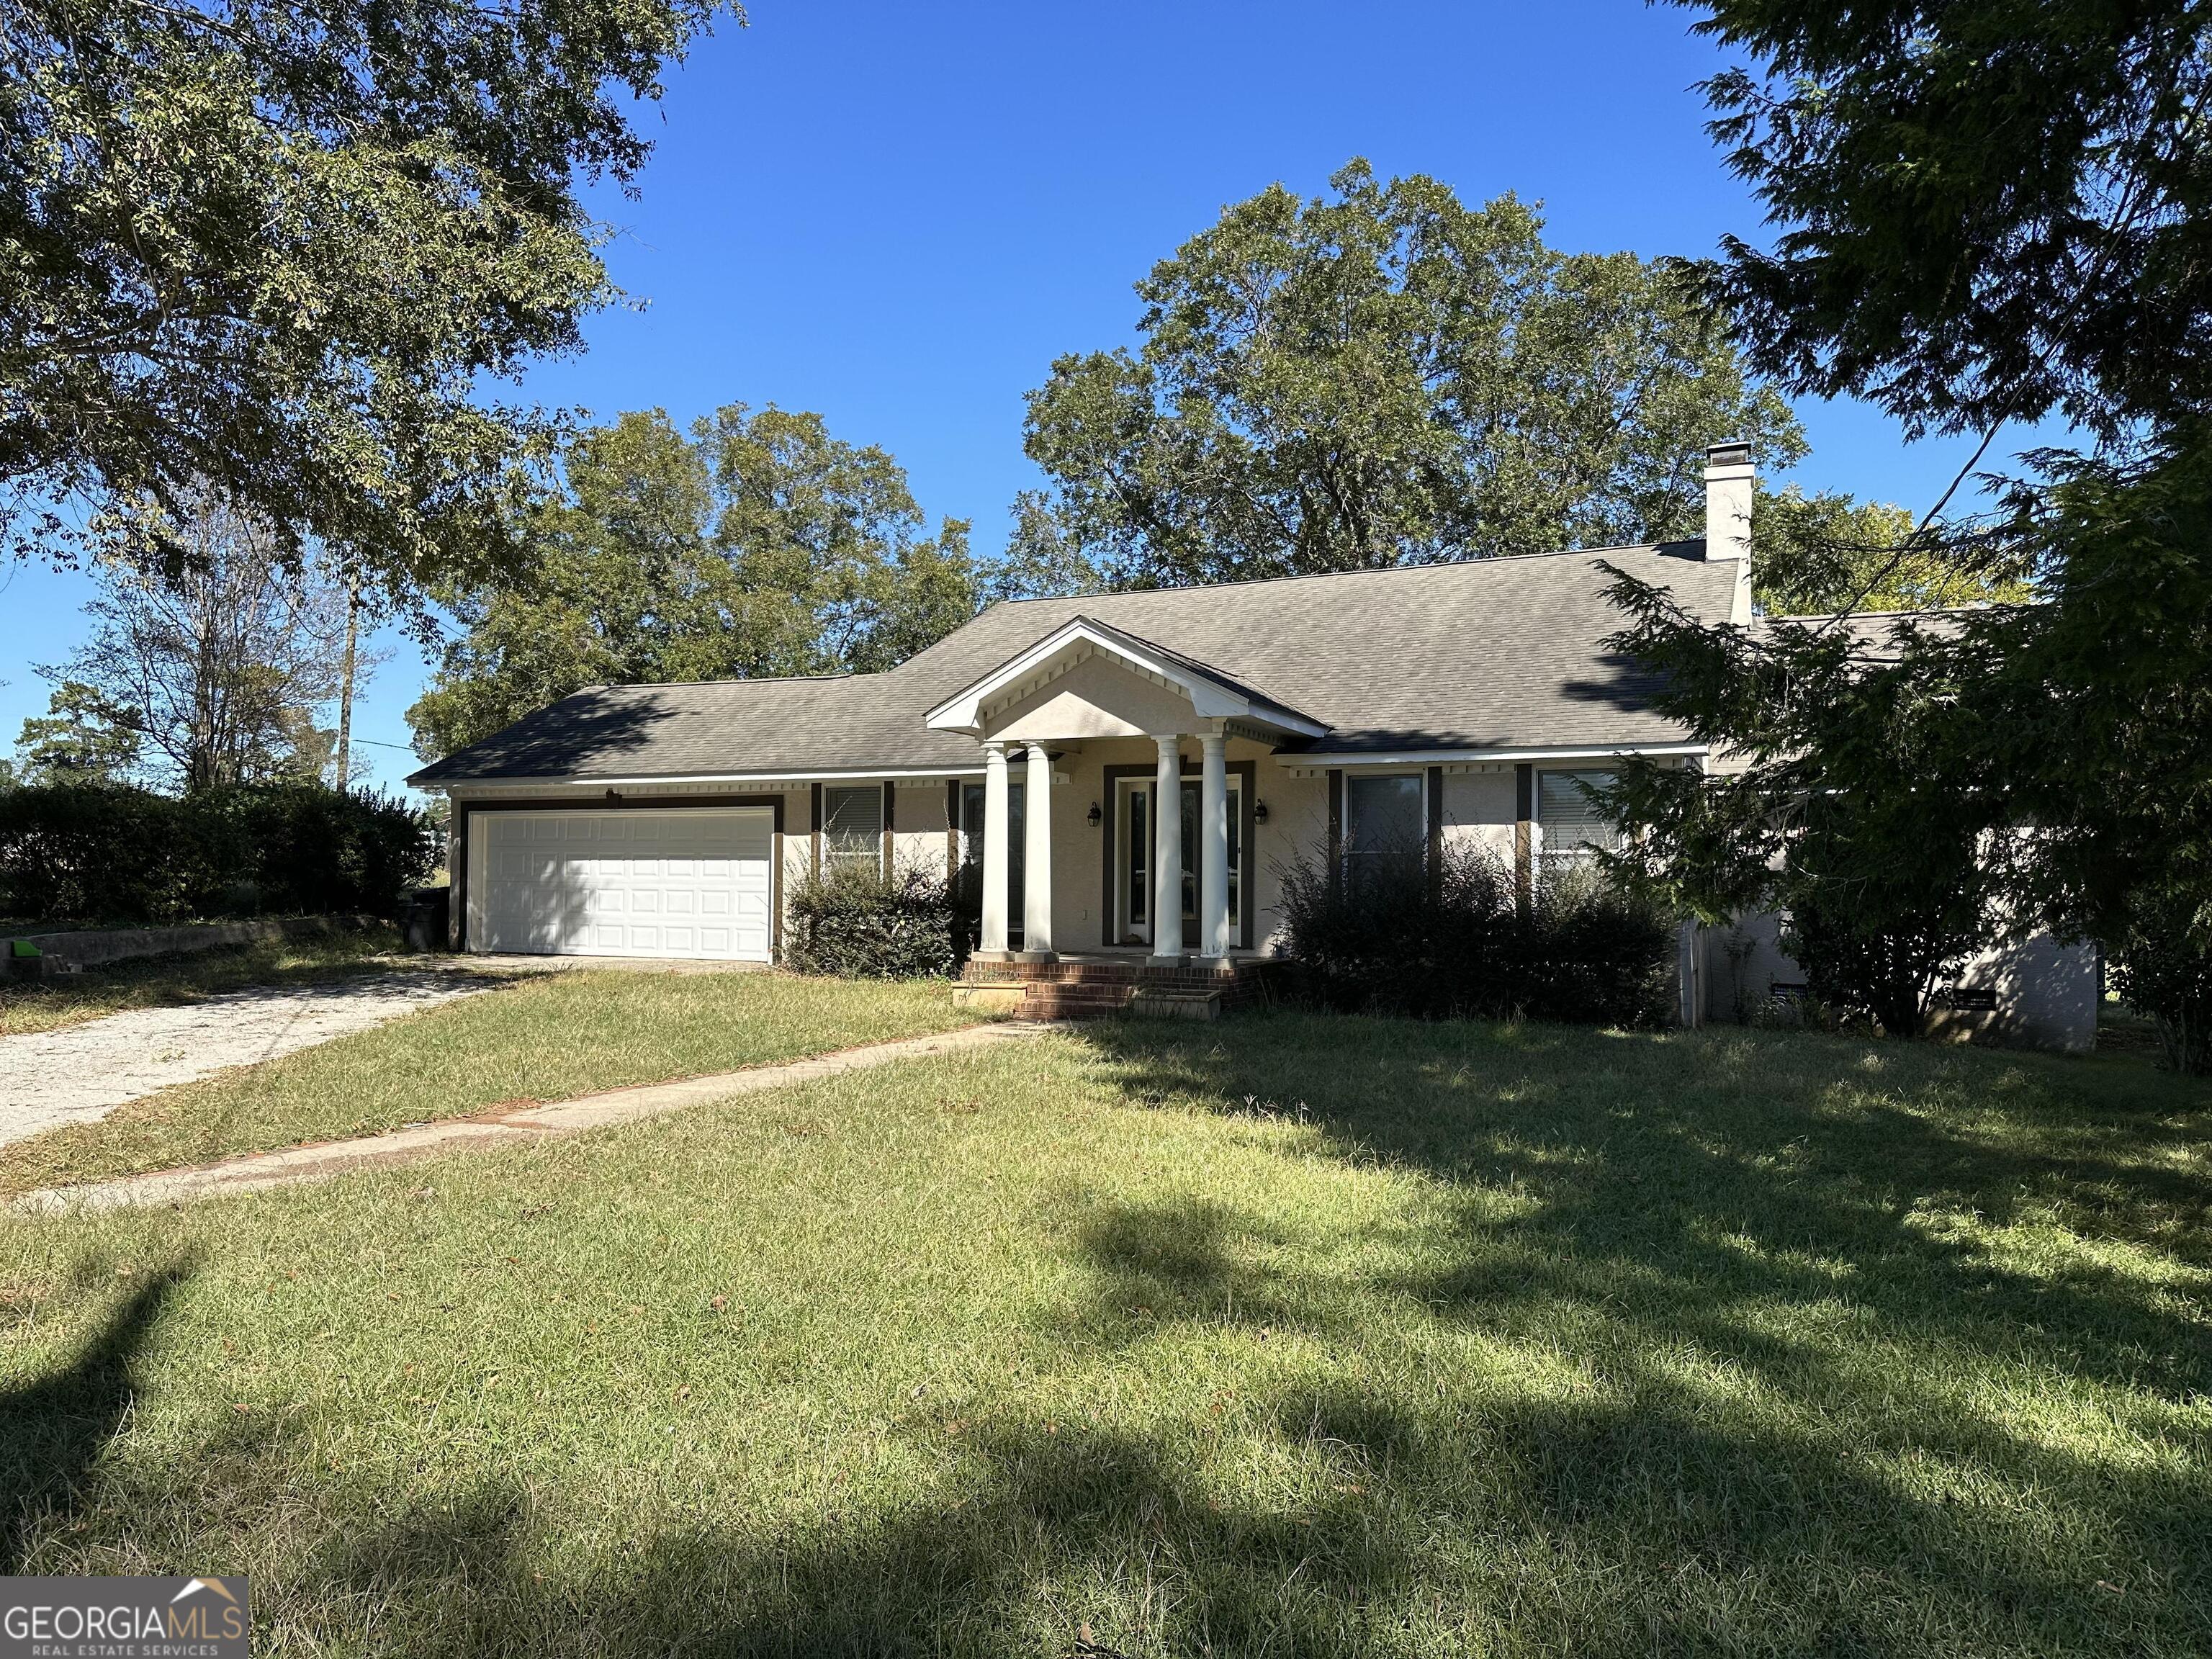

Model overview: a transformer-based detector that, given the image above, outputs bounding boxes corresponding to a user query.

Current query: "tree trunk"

[1876,991,1927,1038]
[334,577,359,792]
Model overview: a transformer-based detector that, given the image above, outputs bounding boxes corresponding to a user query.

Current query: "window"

[1125,785,1148,932]
[1117,775,1243,945]
[1344,774,1424,880]
[958,779,1024,944]
[1537,770,1620,871]
[823,785,885,873]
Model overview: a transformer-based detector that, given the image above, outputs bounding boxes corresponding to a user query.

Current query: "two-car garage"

[467,806,775,961]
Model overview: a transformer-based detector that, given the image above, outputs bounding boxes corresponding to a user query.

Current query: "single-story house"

[407,444,2095,1047]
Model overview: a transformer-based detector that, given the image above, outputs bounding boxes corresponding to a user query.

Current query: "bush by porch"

[1277,840,1677,1027]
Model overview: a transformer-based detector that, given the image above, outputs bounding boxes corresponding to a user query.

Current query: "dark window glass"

[1346,774,1424,869]
[1127,788,1148,930]
[1180,782,1199,922]
[1172,780,1241,931]
[959,780,1023,944]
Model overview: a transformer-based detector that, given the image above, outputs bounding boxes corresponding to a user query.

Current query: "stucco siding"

[987,655,1197,744]
[975,735,1319,954]
[775,784,814,945]
[889,778,953,881]
[1253,767,1326,950]
[1048,744,1109,948]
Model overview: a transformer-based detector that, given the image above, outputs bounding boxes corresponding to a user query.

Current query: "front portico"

[925,616,1325,967]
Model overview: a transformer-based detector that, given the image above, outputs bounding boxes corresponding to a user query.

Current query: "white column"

[1151,734,1182,963]
[1199,727,1231,959]
[979,742,1010,956]
[1022,742,1054,956]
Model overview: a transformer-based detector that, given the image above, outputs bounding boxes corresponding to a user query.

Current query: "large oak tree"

[1015,161,1805,591]
[1,0,731,593]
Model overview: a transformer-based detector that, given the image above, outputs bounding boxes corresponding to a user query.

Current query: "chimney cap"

[1704,440,1753,472]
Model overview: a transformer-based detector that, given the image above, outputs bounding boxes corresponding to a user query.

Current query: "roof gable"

[923,613,1326,738]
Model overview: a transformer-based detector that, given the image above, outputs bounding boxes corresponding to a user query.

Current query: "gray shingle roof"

[408,541,1734,786]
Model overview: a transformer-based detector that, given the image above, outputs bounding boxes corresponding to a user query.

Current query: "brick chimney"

[1703,441,1755,624]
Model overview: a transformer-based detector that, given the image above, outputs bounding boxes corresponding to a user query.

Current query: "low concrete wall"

[5,916,359,976]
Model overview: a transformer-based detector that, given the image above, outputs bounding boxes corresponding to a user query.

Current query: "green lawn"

[0,927,405,1038]
[1,1013,2207,1656]
[0,969,976,1195]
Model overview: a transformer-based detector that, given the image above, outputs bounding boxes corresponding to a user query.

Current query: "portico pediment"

[922,615,1326,742]
[984,652,1196,742]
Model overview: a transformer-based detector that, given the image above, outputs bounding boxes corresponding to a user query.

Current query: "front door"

[1114,776,1241,948]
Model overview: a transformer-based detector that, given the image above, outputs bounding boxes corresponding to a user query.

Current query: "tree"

[1593,588,2006,1036]
[990,491,1110,603]
[1962,439,2212,1068]
[37,494,356,791]
[1752,485,2031,616]
[1678,0,2212,448]
[700,404,978,675]
[408,405,977,759]
[1607,3,2212,1064]
[1,0,731,592]
[1016,160,1804,592]
[12,679,143,783]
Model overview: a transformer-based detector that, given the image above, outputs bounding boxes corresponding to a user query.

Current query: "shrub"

[2108,881,2212,1075]
[1521,861,1681,1026]
[783,860,961,979]
[1275,840,1676,1027]
[0,781,437,927]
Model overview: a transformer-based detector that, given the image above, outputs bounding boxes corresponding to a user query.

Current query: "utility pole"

[334,575,359,792]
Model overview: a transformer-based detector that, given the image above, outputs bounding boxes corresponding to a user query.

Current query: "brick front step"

[961,962,1242,985]
[1020,994,1138,1020]
[956,955,1279,1022]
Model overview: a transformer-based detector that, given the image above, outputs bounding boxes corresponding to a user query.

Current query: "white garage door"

[472,809,774,960]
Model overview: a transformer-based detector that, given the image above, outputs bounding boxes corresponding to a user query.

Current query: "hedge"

[782,861,963,979]
[0,781,439,927]
[1275,840,1676,1027]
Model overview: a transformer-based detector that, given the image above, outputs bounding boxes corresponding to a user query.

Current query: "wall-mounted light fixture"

[604,788,622,804]
[1253,799,1270,825]
[1087,801,1103,828]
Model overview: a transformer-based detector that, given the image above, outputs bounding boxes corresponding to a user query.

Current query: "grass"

[1,1012,2208,1656]
[0,969,977,1195]
[0,927,405,1038]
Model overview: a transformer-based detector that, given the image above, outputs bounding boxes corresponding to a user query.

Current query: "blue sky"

[0,0,2007,800]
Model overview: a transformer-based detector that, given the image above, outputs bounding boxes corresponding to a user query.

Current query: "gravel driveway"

[0,971,498,1149]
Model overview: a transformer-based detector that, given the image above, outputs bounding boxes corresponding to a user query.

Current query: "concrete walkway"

[14,1019,1049,1215]
[0,971,500,1148]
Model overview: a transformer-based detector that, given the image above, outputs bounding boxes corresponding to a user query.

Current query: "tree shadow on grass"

[0,1259,190,1572]
[3,1016,2206,1655]
[1040,1181,2212,1656]
[237,1303,2203,1658]
[1078,1017,2212,1398]
[1046,1016,2212,1652]
[312,1413,1448,1658]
